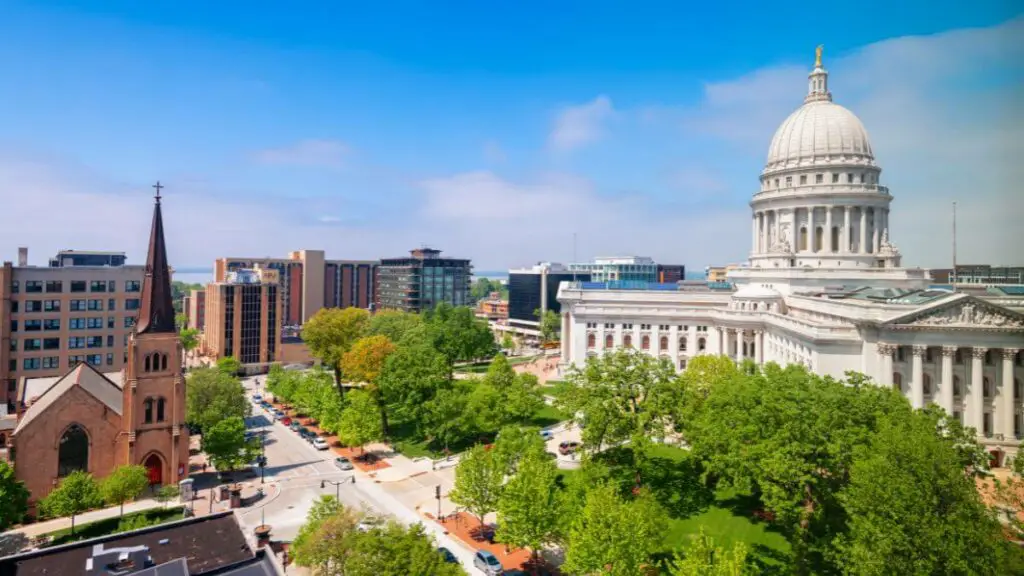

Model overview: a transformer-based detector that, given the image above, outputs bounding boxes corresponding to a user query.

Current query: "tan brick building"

[203,267,283,372]
[0,253,145,408]
[9,191,189,506]
[186,288,206,331]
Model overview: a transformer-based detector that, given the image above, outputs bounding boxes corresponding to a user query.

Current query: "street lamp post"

[320,477,354,500]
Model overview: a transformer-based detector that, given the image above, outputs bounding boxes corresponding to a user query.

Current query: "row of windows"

[587,333,710,353]
[892,347,1022,366]
[11,298,140,313]
[143,397,168,423]
[763,171,877,190]
[12,279,142,294]
[583,323,710,333]
[21,353,112,370]
[892,373,1023,400]
[10,316,136,332]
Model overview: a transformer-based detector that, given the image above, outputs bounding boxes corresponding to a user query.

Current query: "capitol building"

[557,48,1024,464]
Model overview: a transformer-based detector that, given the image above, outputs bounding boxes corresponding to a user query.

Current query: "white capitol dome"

[763,48,875,174]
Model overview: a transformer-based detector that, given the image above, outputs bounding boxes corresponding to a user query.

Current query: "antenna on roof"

[572,232,577,282]
[952,201,957,291]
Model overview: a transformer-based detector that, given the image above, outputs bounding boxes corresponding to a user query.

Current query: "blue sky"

[0,1,1021,271]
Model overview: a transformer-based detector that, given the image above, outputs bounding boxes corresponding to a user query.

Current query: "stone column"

[733,329,744,363]
[717,327,725,356]
[871,209,880,254]
[669,325,679,368]
[859,208,867,254]
[941,346,956,415]
[773,211,780,250]
[911,345,926,409]
[825,206,833,252]
[807,207,815,253]
[752,214,758,254]
[1002,349,1019,439]
[970,347,987,433]
[843,206,851,253]
[877,343,893,389]
[560,313,570,359]
[755,330,764,365]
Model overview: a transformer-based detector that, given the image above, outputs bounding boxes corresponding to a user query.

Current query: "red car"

[558,441,581,455]
[281,417,292,426]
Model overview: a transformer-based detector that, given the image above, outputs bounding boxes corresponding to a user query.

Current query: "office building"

[186,288,206,331]
[930,265,1024,286]
[203,267,282,371]
[215,251,377,326]
[376,248,471,313]
[507,263,590,330]
[0,249,145,408]
[657,264,686,284]
[568,256,658,283]
[476,292,508,320]
[705,265,740,284]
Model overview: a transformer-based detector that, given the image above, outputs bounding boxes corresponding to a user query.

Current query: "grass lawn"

[44,507,185,547]
[454,355,540,374]
[539,380,571,400]
[527,404,569,428]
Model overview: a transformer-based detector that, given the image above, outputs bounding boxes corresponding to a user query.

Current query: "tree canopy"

[449,444,505,527]
[0,460,29,531]
[535,309,561,344]
[40,471,102,534]
[423,303,496,370]
[203,417,260,472]
[496,449,562,559]
[366,310,424,344]
[337,389,384,452]
[101,465,149,517]
[302,307,371,388]
[186,366,250,433]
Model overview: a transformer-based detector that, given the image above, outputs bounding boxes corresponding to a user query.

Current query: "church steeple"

[136,182,176,334]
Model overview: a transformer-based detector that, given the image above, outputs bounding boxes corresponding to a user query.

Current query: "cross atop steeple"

[153,181,164,203]
[136,183,176,334]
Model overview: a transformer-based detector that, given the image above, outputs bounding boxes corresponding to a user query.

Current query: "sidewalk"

[9,498,166,539]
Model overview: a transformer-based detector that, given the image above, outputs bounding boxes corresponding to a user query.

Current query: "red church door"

[144,454,163,485]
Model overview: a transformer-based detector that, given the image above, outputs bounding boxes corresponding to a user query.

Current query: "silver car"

[334,456,354,471]
[473,550,503,575]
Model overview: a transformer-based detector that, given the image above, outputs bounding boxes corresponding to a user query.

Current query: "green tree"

[535,309,561,344]
[101,465,150,517]
[668,527,750,576]
[345,521,465,576]
[216,356,242,377]
[174,312,189,330]
[367,310,424,344]
[155,485,180,509]
[203,417,260,473]
[302,307,371,391]
[423,385,472,454]
[342,335,398,435]
[501,333,515,353]
[336,390,384,454]
[0,460,29,531]
[463,381,504,437]
[40,471,102,535]
[291,495,359,571]
[186,366,250,433]
[424,303,496,374]
[834,409,1014,575]
[266,364,301,403]
[496,450,562,563]
[562,483,666,576]
[377,340,451,435]
[179,327,200,367]
[449,444,505,528]
[471,277,508,302]
[492,425,546,476]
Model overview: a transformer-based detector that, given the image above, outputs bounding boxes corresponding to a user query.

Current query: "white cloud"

[548,95,614,152]
[252,139,349,168]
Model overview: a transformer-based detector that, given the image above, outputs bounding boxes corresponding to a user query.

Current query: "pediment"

[887,296,1024,330]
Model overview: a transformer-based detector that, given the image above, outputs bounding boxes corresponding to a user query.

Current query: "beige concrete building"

[203,267,283,372]
[186,288,206,331]
[0,250,145,408]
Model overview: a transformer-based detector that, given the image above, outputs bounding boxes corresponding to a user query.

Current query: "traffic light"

[435,485,441,500]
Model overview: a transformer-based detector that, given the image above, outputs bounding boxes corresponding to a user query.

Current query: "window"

[605,334,613,348]
[125,280,141,292]
[70,299,86,311]
[126,299,140,311]
[9,320,16,332]
[922,374,932,395]
[157,398,166,422]
[43,300,61,312]
[45,280,63,293]
[799,175,807,185]
[925,348,934,363]
[785,176,792,186]
[42,356,60,369]
[24,320,41,332]
[896,347,906,362]
[832,173,840,183]
[108,280,116,292]
[983,377,993,398]
[25,281,43,293]
[106,335,114,347]
[892,373,903,390]
[124,316,136,328]
[24,338,41,351]
[70,281,87,293]
[622,323,633,330]
[698,337,706,351]
[68,355,85,367]
[89,280,107,293]
[87,299,103,311]
[774,179,779,187]
[641,335,650,350]
[659,325,670,331]
[860,173,865,183]
[108,298,115,311]
[86,336,104,348]
[984,350,993,366]
[847,173,854,183]
[87,354,102,366]
[22,357,40,370]
[623,335,633,348]
[24,300,42,312]
[954,349,964,365]
[587,334,596,348]
[106,353,114,366]
[107,316,115,329]
[11,281,17,294]
[144,399,154,423]
[69,337,85,349]
[69,318,86,330]
[9,301,16,313]
[680,338,688,351]
[679,359,687,370]
[659,336,668,351]
[815,174,823,184]
[87,317,103,329]
[161,354,167,371]
[983,412,993,438]
[43,338,60,350]
[58,425,89,477]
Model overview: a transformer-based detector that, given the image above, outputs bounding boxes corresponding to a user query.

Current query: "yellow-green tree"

[341,335,397,435]
[302,307,370,392]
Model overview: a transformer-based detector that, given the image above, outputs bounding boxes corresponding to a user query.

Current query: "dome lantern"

[805,45,832,104]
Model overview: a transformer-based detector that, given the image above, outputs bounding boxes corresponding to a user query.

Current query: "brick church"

[10,189,189,506]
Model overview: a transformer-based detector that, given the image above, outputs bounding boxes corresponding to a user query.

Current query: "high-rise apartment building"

[186,288,206,331]
[508,263,590,329]
[0,249,144,407]
[203,267,282,370]
[376,248,472,313]
[214,250,376,326]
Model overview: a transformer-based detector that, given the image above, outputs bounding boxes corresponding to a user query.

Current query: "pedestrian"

[202,462,207,473]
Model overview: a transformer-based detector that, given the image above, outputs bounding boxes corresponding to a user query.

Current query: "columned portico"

[911,345,925,409]
[1002,349,1019,440]
[755,330,764,364]
[733,329,743,363]
[877,343,894,390]
[970,348,987,431]
[940,346,956,414]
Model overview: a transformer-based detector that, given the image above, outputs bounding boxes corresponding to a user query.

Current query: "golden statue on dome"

[815,45,824,67]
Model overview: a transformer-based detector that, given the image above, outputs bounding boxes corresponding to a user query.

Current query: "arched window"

[58,424,89,477]
[143,398,154,423]
[156,398,166,422]
[698,337,706,352]
[605,334,613,349]
[623,335,633,348]
[922,374,932,395]
[892,372,903,392]
[144,354,152,372]
[830,227,839,253]
[983,377,992,398]
[160,354,168,371]
[680,338,688,351]
[659,336,668,352]
[953,375,962,396]
[954,349,963,365]
[587,334,596,348]
[799,227,808,251]
[641,336,650,350]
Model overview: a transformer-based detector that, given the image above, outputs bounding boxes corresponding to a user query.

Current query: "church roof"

[136,187,177,335]
[14,363,123,435]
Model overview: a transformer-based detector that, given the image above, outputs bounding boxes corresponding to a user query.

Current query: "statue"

[770,227,792,254]
[877,229,900,257]
[815,45,824,67]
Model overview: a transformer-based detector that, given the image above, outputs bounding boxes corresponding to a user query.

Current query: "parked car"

[539,430,554,440]
[334,456,354,471]
[272,410,285,420]
[312,437,330,450]
[251,394,262,402]
[299,429,316,442]
[280,417,292,426]
[558,441,581,455]
[474,550,504,575]
[438,547,458,564]
[289,421,302,431]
